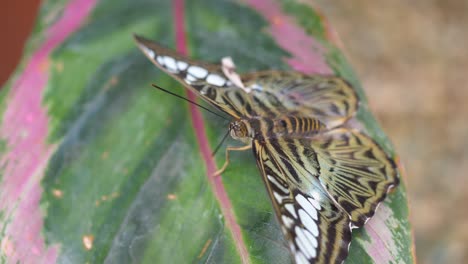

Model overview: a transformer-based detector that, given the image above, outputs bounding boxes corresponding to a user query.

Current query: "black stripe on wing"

[253,140,351,264]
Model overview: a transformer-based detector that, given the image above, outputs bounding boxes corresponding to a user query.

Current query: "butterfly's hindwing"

[242,71,359,128]
[311,128,399,226]
[259,128,398,228]
[254,141,352,264]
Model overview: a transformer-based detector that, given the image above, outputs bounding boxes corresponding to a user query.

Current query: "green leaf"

[0,0,415,263]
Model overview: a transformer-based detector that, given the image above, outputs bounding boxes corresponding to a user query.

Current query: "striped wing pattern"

[311,129,399,227]
[254,140,352,264]
[134,35,399,264]
[242,71,358,128]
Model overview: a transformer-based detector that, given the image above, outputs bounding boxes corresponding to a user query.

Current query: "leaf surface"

[0,0,415,263]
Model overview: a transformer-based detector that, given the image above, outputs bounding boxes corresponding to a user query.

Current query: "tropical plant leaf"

[0,0,415,263]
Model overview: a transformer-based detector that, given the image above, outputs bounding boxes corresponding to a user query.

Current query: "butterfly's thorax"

[230,116,326,143]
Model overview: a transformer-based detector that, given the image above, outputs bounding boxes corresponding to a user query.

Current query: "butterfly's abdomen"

[272,116,325,136]
[244,116,326,141]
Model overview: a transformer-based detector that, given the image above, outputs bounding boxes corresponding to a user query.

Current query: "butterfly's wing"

[261,128,398,228]
[135,36,358,126]
[242,71,358,128]
[253,128,398,262]
[134,34,247,119]
[309,128,398,227]
[253,140,352,264]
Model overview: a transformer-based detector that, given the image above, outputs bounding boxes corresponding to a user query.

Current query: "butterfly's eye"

[229,121,250,140]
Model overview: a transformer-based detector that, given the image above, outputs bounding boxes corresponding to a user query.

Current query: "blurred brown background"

[314,0,468,263]
[2,0,467,263]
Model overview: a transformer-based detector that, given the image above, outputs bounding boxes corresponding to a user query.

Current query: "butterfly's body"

[230,115,326,143]
[134,35,399,264]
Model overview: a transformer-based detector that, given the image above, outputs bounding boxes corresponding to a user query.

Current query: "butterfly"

[134,34,399,264]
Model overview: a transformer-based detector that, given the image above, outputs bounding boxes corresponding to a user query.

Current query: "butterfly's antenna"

[212,127,231,156]
[152,84,229,121]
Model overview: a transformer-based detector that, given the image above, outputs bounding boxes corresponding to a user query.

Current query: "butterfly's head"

[229,120,253,143]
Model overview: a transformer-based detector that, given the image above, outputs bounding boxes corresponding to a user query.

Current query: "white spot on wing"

[282,215,294,228]
[310,189,322,203]
[295,252,309,264]
[308,206,318,221]
[302,229,318,253]
[163,56,177,72]
[267,175,288,194]
[295,235,311,260]
[273,191,283,203]
[177,61,188,71]
[303,228,318,251]
[295,227,317,258]
[285,203,297,218]
[308,197,322,211]
[140,46,155,59]
[187,66,208,78]
[299,209,319,237]
[185,74,196,84]
[156,56,164,65]
[290,244,296,254]
[309,244,317,259]
[296,194,318,220]
[206,74,226,86]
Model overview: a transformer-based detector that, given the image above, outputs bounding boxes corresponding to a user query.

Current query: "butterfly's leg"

[212,145,252,176]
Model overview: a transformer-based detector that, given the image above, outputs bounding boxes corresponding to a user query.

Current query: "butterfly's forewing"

[254,140,352,264]
[134,34,246,119]
[241,72,358,128]
[134,35,358,128]
[310,128,399,227]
